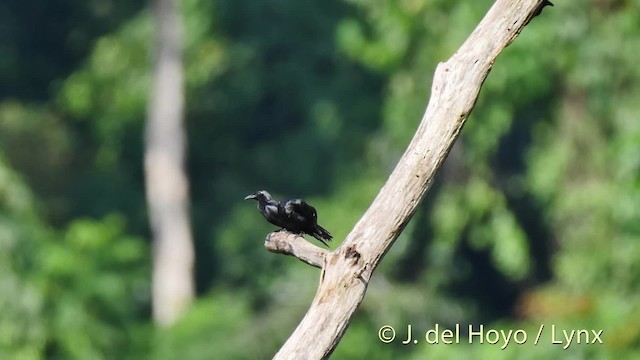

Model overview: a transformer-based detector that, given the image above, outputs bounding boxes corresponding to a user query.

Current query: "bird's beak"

[244,194,257,200]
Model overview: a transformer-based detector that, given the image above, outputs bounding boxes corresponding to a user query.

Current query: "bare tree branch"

[271,0,552,358]
[264,232,328,269]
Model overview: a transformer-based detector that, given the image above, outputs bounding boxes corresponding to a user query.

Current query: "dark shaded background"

[1,0,638,358]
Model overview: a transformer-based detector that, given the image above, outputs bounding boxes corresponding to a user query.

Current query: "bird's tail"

[312,225,332,247]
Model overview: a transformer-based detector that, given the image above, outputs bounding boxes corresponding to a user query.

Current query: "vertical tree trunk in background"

[145,0,194,327]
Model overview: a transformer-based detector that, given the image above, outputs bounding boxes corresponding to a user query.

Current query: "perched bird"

[244,190,333,247]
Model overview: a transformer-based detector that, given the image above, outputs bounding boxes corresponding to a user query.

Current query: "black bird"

[244,190,333,247]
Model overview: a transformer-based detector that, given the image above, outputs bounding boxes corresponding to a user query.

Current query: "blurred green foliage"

[1,0,639,358]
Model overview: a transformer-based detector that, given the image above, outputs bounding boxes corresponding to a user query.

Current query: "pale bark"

[145,0,194,327]
[265,232,328,269]
[270,0,552,358]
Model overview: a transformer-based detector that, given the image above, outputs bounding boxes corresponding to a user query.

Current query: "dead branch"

[268,1,552,358]
[264,231,328,269]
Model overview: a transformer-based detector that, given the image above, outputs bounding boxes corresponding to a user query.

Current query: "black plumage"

[244,190,333,247]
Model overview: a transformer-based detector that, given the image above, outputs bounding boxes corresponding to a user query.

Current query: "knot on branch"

[264,231,328,269]
[344,245,361,265]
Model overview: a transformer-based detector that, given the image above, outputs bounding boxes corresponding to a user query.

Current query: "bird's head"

[244,190,272,202]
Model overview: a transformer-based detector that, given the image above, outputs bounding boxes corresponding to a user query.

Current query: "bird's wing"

[285,199,317,222]
[284,200,303,222]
